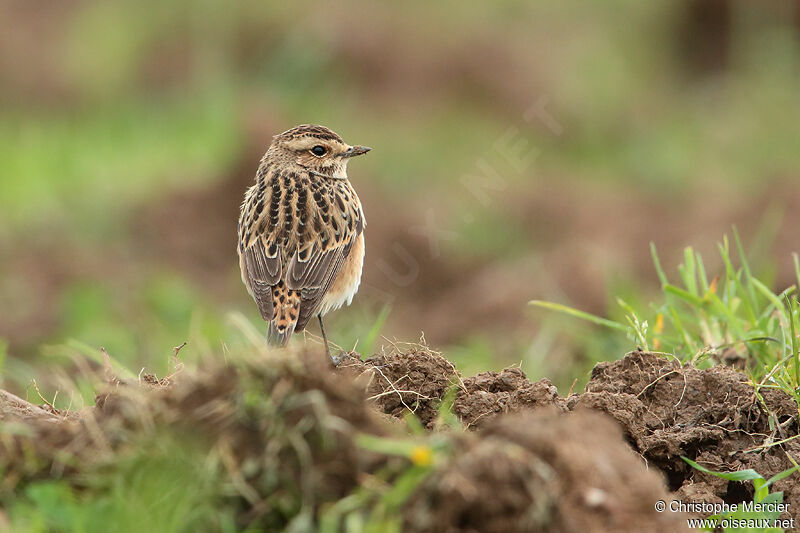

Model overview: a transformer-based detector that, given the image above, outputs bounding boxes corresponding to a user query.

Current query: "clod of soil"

[5,346,800,531]
[339,347,800,525]
[0,389,63,421]
[337,344,460,428]
[405,408,688,533]
[338,346,568,431]
[453,367,566,429]
[0,349,389,526]
[571,350,800,521]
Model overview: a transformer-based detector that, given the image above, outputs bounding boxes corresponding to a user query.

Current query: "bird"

[237,124,370,360]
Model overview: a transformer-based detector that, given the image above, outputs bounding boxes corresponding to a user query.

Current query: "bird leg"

[318,314,341,365]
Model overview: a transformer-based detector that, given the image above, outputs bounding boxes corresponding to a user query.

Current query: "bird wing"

[238,169,364,331]
[288,178,364,332]
[238,173,284,322]
[240,239,282,321]
[292,238,357,332]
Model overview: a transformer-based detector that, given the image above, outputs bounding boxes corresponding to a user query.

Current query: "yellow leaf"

[654,313,664,334]
[708,276,719,295]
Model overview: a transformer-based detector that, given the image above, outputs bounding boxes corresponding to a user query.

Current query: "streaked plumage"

[237,124,369,354]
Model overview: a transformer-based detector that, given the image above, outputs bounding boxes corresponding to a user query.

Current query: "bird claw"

[329,350,347,366]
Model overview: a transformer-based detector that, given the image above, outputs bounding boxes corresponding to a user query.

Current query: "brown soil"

[406,409,687,532]
[2,346,799,531]
[338,346,568,431]
[573,350,800,519]
[337,344,460,428]
[338,346,800,526]
[0,349,388,524]
[453,367,567,429]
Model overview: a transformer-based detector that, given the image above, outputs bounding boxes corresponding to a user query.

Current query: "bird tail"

[268,320,295,347]
[267,285,301,347]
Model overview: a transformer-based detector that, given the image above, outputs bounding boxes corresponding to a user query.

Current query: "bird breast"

[318,232,365,316]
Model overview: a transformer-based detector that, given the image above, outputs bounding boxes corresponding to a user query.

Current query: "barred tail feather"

[267,321,294,347]
[267,286,301,347]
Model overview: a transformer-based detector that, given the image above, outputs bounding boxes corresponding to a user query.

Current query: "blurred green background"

[2,0,800,398]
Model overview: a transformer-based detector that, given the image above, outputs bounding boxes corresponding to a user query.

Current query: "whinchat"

[238,124,370,359]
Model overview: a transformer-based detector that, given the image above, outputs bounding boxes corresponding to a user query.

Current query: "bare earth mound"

[2,346,798,531]
[338,345,459,428]
[405,408,686,532]
[453,367,567,429]
[336,346,800,526]
[574,350,800,520]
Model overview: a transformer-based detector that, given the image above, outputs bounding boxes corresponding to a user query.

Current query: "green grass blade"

[765,465,800,488]
[650,242,669,286]
[682,456,764,482]
[785,296,800,389]
[356,435,418,457]
[380,466,431,510]
[794,253,800,289]
[663,284,704,307]
[362,305,392,356]
[755,284,795,321]
[529,301,628,332]
[680,247,698,297]
[695,251,710,293]
[665,305,697,354]
[705,292,746,340]
[753,477,768,502]
[720,231,756,322]
[734,226,758,304]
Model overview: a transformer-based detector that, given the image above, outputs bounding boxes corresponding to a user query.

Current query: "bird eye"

[310,145,327,157]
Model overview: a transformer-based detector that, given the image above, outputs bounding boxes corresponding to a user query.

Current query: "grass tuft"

[531,231,800,405]
[682,457,799,532]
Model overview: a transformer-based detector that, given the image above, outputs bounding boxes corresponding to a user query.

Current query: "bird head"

[265,124,371,180]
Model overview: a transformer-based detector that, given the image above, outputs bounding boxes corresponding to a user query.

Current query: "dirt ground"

[404,409,686,533]
[340,346,800,527]
[577,350,800,520]
[3,346,799,531]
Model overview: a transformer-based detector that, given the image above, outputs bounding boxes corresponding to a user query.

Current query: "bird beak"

[342,145,372,158]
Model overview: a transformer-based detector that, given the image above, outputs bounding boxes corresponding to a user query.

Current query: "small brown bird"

[238,124,370,358]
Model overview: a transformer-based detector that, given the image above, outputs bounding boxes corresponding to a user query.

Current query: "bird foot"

[329,350,348,366]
